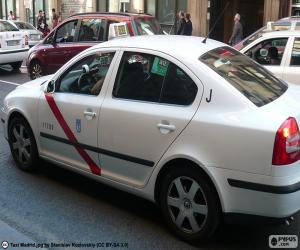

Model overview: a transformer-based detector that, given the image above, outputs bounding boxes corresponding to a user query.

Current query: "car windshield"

[200,46,287,107]
[15,22,35,30]
[0,21,19,32]
[134,17,163,35]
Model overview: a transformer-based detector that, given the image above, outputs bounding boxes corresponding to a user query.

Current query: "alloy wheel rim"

[11,124,31,165]
[167,176,208,234]
[32,63,42,79]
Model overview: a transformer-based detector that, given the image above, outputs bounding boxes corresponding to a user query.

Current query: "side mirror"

[46,80,56,93]
[259,48,268,57]
[82,64,90,74]
[245,50,253,57]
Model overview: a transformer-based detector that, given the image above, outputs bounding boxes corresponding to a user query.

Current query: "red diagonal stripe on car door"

[44,93,101,175]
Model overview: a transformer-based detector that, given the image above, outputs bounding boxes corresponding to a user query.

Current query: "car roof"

[260,30,300,38]
[92,35,225,60]
[69,12,153,19]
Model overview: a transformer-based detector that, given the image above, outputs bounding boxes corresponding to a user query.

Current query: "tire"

[159,166,220,244]
[10,61,22,70]
[8,116,39,171]
[29,60,43,80]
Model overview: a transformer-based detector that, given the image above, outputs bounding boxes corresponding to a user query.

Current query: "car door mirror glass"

[46,80,56,93]
[260,48,268,57]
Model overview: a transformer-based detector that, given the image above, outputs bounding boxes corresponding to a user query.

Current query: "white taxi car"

[240,30,300,85]
[0,19,29,69]
[8,20,43,47]
[1,35,300,244]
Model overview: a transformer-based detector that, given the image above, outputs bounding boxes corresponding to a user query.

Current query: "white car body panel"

[1,35,300,221]
[0,19,29,64]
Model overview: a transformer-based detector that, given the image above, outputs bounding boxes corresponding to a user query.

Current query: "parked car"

[234,16,300,51]
[239,30,300,85]
[27,12,164,80]
[0,19,29,70]
[2,35,300,244]
[8,20,43,47]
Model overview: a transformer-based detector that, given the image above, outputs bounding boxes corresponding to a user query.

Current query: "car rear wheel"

[30,60,43,79]
[10,61,22,70]
[159,166,220,244]
[8,116,39,171]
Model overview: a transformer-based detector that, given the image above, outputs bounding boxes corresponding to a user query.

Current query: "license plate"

[7,40,20,46]
[30,34,40,40]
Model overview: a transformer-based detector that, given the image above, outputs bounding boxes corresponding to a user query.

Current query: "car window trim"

[111,49,199,107]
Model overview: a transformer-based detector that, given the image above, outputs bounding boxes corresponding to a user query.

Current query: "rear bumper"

[0,49,29,64]
[209,166,300,219]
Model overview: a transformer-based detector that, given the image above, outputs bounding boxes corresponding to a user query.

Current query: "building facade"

[0,0,295,42]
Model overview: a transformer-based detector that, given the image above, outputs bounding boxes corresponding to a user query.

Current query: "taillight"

[272,117,300,165]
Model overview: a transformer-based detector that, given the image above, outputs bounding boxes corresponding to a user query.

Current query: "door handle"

[157,122,176,134]
[83,110,96,120]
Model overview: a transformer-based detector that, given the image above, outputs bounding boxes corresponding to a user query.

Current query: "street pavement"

[0,66,299,250]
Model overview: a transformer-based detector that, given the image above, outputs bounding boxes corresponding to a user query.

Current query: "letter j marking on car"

[44,93,101,175]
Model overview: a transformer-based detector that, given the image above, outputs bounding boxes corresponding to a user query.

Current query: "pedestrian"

[37,10,43,31]
[183,13,193,36]
[8,11,16,20]
[52,8,59,29]
[176,10,186,35]
[229,13,243,46]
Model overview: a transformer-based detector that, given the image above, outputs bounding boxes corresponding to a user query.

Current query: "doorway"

[210,0,264,43]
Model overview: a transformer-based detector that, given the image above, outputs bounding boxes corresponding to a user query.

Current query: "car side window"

[113,52,164,102]
[78,19,106,42]
[290,38,300,66]
[113,52,197,105]
[245,38,288,66]
[55,20,78,43]
[58,52,115,96]
[44,32,54,44]
[160,64,198,105]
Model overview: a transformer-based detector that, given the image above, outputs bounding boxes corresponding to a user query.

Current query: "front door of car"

[98,50,202,187]
[282,37,300,85]
[38,50,117,174]
[243,37,289,81]
[44,19,79,73]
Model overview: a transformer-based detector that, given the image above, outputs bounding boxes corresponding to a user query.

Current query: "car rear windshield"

[134,17,163,35]
[200,46,287,107]
[15,22,35,30]
[0,21,19,32]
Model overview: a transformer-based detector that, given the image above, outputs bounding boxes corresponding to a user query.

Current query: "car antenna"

[202,2,230,44]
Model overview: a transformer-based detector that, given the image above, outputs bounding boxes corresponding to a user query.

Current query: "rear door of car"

[98,49,203,187]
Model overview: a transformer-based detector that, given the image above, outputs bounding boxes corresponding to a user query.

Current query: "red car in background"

[27,12,163,79]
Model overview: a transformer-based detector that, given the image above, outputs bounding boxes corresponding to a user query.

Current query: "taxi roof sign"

[108,22,130,40]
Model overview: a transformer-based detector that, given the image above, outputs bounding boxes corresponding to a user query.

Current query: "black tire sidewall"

[30,60,42,80]
[159,166,220,244]
[11,61,22,70]
[8,117,39,171]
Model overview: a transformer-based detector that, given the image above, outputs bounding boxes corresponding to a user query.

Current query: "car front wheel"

[8,116,39,171]
[30,60,43,79]
[159,166,220,244]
